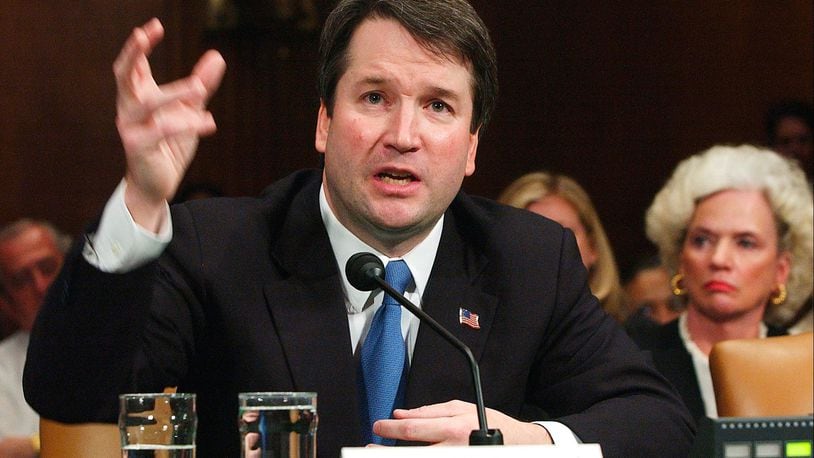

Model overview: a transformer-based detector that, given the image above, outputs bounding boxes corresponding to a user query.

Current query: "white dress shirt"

[0,331,38,439]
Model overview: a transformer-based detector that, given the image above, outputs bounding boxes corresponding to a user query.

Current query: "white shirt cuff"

[534,421,581,445]
[83,179,172,272]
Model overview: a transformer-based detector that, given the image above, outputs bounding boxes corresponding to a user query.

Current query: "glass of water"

[238,392,318,458]
[119,392,196,457]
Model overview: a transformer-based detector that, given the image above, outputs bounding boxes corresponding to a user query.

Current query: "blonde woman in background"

[498,171,627,322]
[630,144,813,424]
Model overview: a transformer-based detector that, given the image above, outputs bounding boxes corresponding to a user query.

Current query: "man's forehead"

[347,17,472,74]
[0,226,59,264]
[342,18,475,100]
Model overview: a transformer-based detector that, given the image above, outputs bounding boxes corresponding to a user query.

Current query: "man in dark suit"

[23,1,694,456]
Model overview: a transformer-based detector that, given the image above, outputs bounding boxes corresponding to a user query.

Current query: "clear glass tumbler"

[238,392,318,458]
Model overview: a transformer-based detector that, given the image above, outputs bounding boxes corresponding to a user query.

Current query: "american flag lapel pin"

[458,307,481,329]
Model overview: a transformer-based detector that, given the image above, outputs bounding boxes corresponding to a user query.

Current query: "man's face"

[316,18,479,256]
[774,116,813,165]
[0,225,64,331]
[625,266,679,325]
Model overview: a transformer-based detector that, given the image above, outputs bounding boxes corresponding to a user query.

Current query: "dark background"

[1,1,811,274]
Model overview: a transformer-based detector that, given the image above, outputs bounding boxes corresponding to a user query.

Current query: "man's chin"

[366,214,435,243]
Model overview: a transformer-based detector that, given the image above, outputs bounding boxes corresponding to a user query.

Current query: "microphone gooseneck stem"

[373,277,489,433]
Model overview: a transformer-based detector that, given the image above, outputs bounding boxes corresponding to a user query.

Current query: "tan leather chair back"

[39,418,120,458]
[710,332,813,417]
[39,387,177,457]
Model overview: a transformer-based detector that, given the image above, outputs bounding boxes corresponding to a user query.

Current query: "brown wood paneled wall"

[1,1,811,272]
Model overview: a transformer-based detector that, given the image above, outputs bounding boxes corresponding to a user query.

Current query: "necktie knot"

[383,260,412,305]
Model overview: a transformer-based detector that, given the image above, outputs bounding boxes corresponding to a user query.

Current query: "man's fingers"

[118,107,215,154]
[192,50,227,105]
[392,400,473,419]
[119,76,207,124]
[113,18,164,94]
[374,417,470,445]
[113,18,223,127]
[375,401,478,445]
[156,77,208,110]
[118,59,221,123]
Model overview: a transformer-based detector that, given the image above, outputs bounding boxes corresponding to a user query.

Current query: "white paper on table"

[341,444,603,457]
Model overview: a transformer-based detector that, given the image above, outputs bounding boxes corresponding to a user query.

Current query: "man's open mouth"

[378,171,415,185]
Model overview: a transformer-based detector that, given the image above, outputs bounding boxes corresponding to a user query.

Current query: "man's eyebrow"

[355,76,387,86]
[427,86,463,101]
[354,77,464,97]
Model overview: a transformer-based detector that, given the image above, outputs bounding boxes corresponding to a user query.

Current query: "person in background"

[764,101,814,332]
[0,219,70,458]
[622,254,684,334]
[629,144,813,423]
[498,171,628,322]
[765,99,813,180]
[23,1,694,456]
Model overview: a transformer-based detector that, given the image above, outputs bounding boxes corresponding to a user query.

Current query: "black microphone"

[346,252,503,445]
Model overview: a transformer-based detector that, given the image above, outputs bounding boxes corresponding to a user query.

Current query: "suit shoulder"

[450,192,566,248]
[172,170,321,243]
[628,319,682,351]
[171,169,321,231]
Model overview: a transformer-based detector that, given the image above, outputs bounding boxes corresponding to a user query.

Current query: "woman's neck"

[685,305,766,355]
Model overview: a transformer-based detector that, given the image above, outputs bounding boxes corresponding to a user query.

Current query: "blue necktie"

[359,260,412,445]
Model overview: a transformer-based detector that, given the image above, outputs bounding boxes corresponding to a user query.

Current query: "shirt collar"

[319,185,443,313]
[678,311,769,359]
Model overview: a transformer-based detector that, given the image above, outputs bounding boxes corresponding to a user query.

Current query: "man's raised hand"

[114,18,226,231]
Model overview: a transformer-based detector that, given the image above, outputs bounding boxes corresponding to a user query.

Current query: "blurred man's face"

[625,265,680,325]
[774,116,813,166]
[0,225,64,331]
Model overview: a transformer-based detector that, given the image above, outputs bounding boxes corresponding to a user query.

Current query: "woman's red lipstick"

[705,280,735,292]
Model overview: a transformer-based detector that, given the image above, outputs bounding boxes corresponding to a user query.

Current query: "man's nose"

[386,105,420,153]
[32,269,54,295]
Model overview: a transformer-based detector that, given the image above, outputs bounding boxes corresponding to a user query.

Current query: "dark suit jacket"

[628,318,787,424]
[25,169,694,457]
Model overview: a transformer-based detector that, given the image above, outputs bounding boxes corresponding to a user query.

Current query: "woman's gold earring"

[770,284,787,305]
[670,273,686,296]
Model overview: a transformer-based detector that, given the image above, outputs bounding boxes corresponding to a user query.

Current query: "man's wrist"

[84,178,172,272]
[124,177,169,234]
[534,421,581,445]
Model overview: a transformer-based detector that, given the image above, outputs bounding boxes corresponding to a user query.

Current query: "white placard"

[341,444,603,457]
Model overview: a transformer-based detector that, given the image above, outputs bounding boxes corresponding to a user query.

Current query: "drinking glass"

[238,392,318,458]
[119,392,197,457]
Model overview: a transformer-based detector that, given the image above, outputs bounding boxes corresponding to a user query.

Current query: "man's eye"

[9,272,31,288]
[365,93,383,104]
[38,258,59,276]
[430,101,449,113]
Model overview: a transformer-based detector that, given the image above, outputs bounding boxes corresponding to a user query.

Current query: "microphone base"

[469,428,504,445]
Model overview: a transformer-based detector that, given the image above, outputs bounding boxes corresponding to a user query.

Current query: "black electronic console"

[690,415,813,458]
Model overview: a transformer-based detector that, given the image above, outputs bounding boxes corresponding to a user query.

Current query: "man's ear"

[315,99,330,153]
[464,127,479,176]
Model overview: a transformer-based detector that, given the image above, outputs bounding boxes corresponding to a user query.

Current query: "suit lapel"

[262,175,362,443]
[407,211,498,407]
[263,275,354,394]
